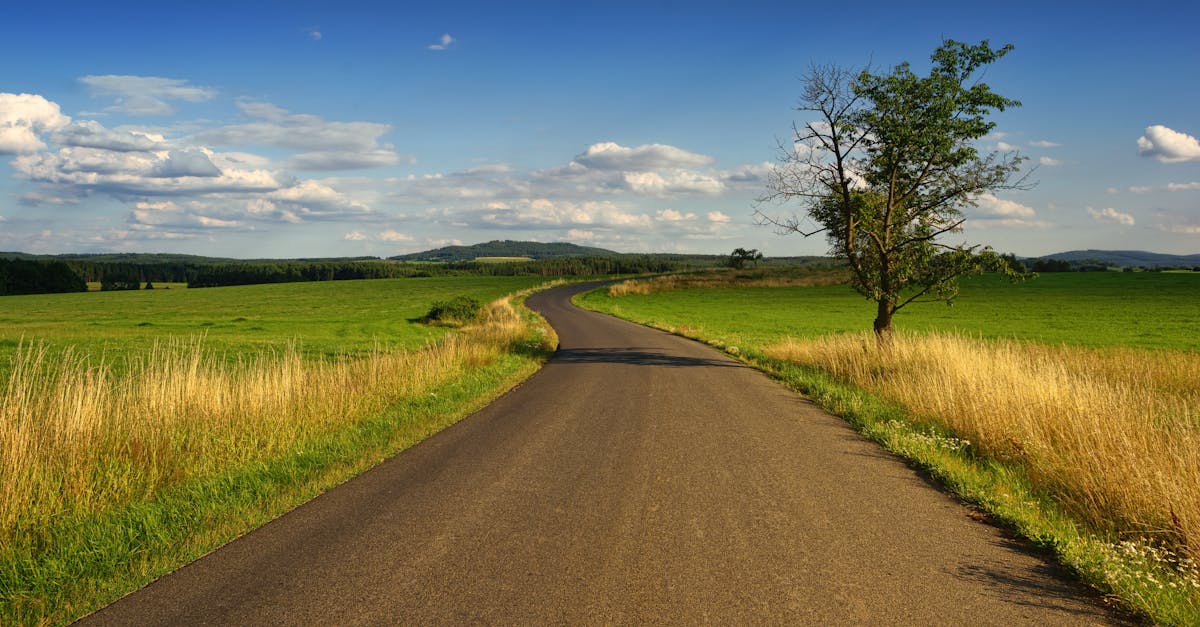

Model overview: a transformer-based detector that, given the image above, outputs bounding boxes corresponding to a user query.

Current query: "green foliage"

[726,247,764,269]
[0,259,86,296]
[423,295,483,325]
[759,39,1029,336]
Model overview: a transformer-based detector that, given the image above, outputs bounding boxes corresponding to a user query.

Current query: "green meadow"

[0,275,548,378]
[578,272,1200,351]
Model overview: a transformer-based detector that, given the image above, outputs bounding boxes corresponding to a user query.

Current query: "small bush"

[423,296,483,326]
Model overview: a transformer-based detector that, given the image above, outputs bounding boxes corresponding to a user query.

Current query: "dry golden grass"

[607,268,847,296]
[0,296,543,539]
[765,331,1200,562]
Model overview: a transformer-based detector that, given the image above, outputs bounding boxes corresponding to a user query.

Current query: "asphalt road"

[81,282,1125,625]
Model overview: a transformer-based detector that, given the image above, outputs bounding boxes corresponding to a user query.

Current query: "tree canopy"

[757,39,1030,339]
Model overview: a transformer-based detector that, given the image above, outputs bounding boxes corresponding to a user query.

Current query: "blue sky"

[1,0,1198,258]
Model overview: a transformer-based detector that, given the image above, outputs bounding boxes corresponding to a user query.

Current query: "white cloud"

[1038,156,1063,167]
[973,193,1036,218]
[1106,187,1120,194]
[343,231,367,241]
[968,194,1051,229]
[427,33,455,51]
[0,93,71,154]
[1137,125,1200,163]
[574,142,714,171]
[706,211,732,223]
[377,229,413,242]
[80,75,216,115]
[1029,140,1060,148]
[1087,207,1135,226]
[307,28,322,41]
[567,229,596,241]
[13,146,283,195]
[622,170,724,196]
[655,209,695,222]
[996,141,1018,151]
[1129,185,1154,194]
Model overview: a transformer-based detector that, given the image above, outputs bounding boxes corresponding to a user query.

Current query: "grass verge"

[577,288,1200,625]
[1,286,558,626]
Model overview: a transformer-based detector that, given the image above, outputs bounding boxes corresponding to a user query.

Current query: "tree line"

[0,255,695,295]
[0,259,87,295]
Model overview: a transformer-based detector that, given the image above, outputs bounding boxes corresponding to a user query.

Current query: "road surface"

[82,282,1124,625]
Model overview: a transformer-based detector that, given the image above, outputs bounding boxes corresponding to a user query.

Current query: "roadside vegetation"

[0,277,559,625]
[580,270,1200,624]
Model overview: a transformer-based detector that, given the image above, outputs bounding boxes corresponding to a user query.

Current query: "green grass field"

[0,276,548,379]
[578,272,1200,351]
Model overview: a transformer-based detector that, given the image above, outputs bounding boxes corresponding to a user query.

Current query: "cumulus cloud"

[80,75,216,115]
[969,193,1051,229]
[1087,207,1135,226]
[13,146,282,195]
[973,193,1036,218]
[1038,156,1063,166]
[343,231,367,241]
[1137,125,1200,162]
[706,211,732,223]
[427,33,455,51]
[0,93,71,153]
[574,142,714,171]
[996,141,1018,151]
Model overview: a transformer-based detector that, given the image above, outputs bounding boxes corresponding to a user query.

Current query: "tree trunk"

[873,300,894,346]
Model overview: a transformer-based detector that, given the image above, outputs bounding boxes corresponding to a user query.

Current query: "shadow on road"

[554,347,740,369]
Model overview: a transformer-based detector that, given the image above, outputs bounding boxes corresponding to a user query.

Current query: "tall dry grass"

[0,296,541,539]
[608,268,847,296]
[765,332,1200,561]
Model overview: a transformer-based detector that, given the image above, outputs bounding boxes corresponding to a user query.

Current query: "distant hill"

[391,240,620,262]
[1036,250,1200,268]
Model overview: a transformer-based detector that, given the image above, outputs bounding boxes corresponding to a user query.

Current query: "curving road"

[81,283,1124,625]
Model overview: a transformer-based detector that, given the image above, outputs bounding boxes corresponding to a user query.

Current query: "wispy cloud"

[427,33,455,51]
[80,75,216,116]
[1038,156,1063,166]
[1029,139,1061,148]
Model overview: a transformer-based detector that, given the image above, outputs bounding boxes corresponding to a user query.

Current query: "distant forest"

[0,252,697,294]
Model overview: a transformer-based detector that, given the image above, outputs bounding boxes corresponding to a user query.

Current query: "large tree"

[756,39,1029,340]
